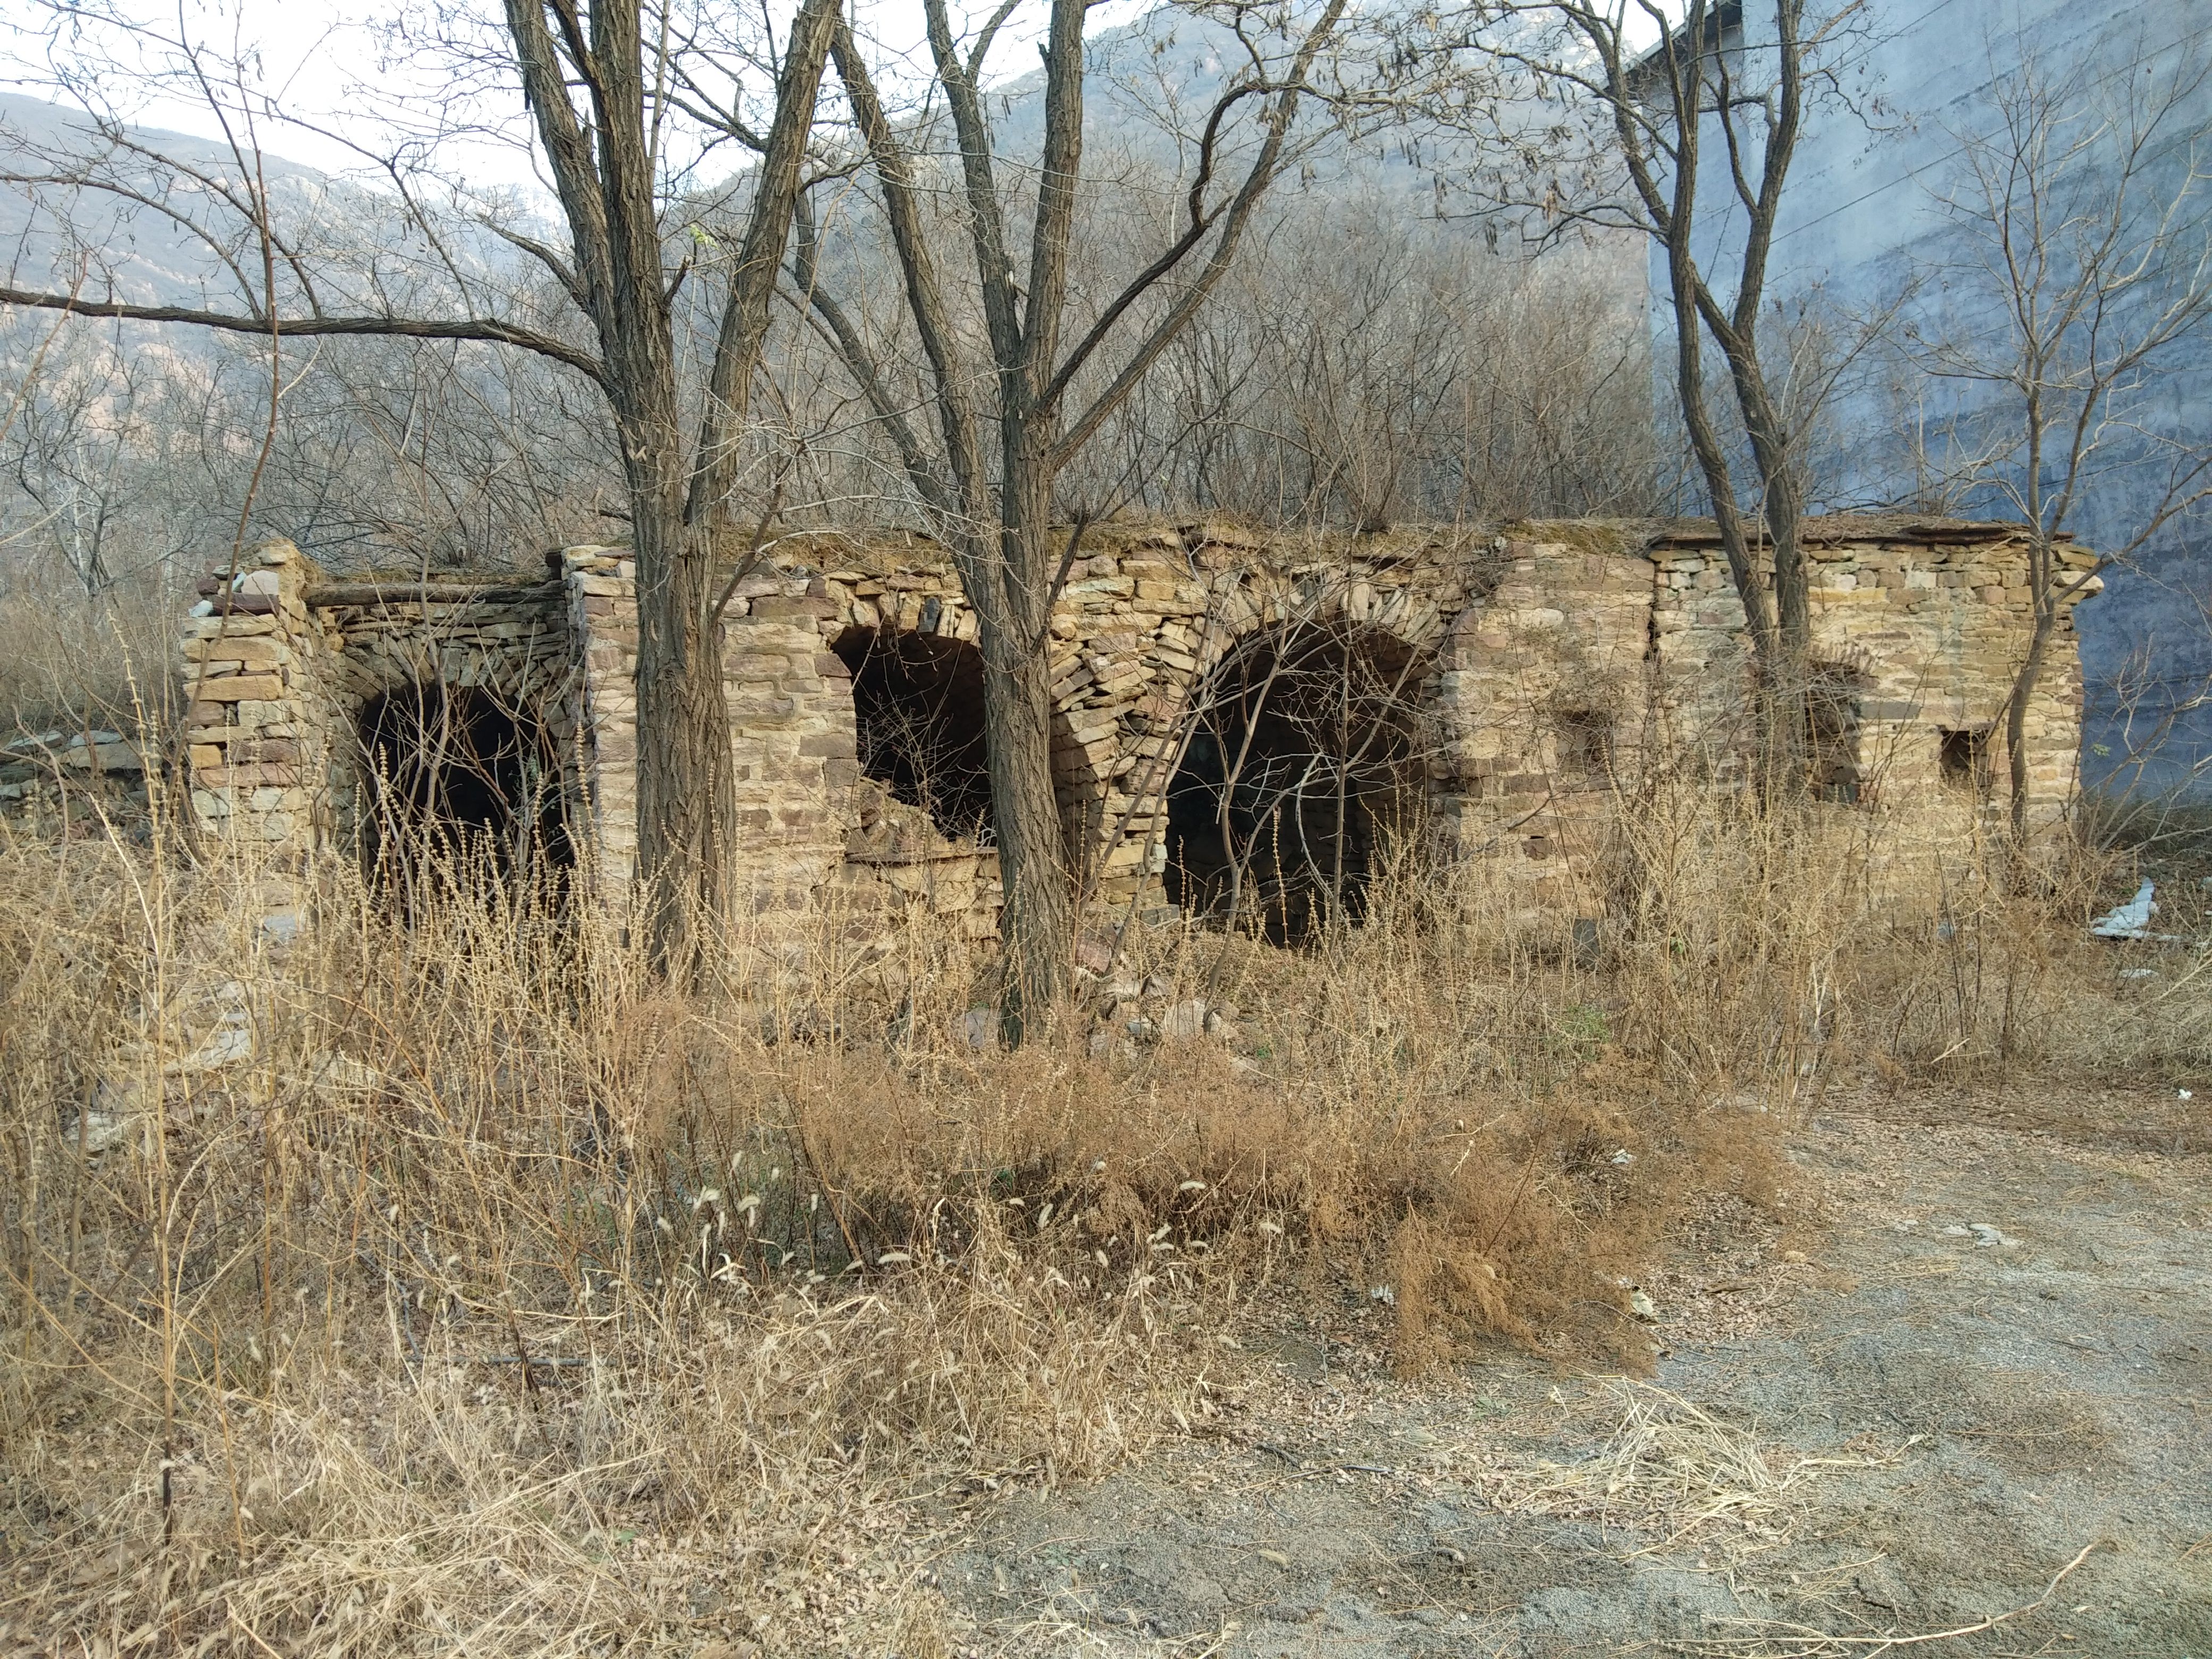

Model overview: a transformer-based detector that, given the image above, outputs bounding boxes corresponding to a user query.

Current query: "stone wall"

[179,540,582,867]
[177,517,2094,935]
[1648,517,2092,835]
[179,540,322,847]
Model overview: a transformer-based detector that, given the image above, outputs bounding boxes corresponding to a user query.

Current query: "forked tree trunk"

[813,0,1343,1036]
[497,0,833,978]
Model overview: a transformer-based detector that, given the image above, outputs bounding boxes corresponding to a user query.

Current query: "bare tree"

[793,0,1360,1026]
[0,0,839,970]
[1082,194,1653,526]
[1471,1,1864,776]
[1909,35,2212,841]
[1,319,149,597]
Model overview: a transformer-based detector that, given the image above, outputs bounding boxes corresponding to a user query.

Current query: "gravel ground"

[935,1085,2212,1656]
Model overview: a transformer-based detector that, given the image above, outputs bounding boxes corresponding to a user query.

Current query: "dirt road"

[936,1090,2212,1656]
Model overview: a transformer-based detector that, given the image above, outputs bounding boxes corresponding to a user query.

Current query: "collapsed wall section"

[179,541,584,883]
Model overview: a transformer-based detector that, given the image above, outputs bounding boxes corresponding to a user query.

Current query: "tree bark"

[630,449,736,962]
[2003,519,2064,850]
[977,583,1073,1035]
[2005,611,2054,843]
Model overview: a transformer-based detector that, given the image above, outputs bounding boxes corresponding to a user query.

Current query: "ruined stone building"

[1659,0,2207,793]
[174,517,2096,938]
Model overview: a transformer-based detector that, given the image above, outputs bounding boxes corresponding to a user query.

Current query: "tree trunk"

[984,469,1074,1036]
[980,607,1072,1036]
[1757,440,1814,797]
[627,430,735,971]
[1764,467,1811,664]
[2006,599,2058,847]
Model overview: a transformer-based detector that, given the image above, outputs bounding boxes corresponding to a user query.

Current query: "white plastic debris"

[1967,1222,2014,1248]
[2090,881,2157,940]
[1609,1149,1636,1166]
[1628,1289,1657,1320]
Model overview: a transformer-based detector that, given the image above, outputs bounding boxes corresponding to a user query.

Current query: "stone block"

[183,634,289,665]
[750,597,832,622]
[198,763,300,790]
[196,673,286,703]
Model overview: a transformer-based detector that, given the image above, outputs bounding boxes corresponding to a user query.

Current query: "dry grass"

[0,763,2204,1655]
[1484,1380,1901,1559]
[0,566,178,739]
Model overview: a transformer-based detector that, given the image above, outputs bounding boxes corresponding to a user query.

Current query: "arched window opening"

[1164,623,1427,943]
[357,682,572,903]
[833,625,994,843]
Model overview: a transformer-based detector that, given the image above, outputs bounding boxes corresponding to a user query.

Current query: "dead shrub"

[0,763,2201,1653]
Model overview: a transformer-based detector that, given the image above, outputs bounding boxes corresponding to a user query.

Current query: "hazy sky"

[4,1,1679,198]
[3,0,1148,194]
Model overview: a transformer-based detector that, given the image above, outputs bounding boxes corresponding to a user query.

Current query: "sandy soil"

[932,1086,2212,1656]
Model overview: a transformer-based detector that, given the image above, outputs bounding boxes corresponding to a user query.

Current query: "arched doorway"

[832,626,994,842]
[1164,622,1427,941]
[357,681,571,903]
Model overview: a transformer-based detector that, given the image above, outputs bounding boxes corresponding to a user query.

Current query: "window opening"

[357,682,571,906]
[1939,726,1989,791]
[833,626,994,843]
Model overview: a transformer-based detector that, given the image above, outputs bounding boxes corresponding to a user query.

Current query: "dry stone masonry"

[172,517,2097,936]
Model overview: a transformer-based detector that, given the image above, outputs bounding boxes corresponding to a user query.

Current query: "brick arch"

[809,576,1129,862]
[1150,604,1442,931]
[1185,570,1449,681]
[1056,566,1450,916]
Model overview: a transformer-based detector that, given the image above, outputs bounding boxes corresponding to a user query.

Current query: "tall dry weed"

[0,567,177,738]
[0,770,2202,1654]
